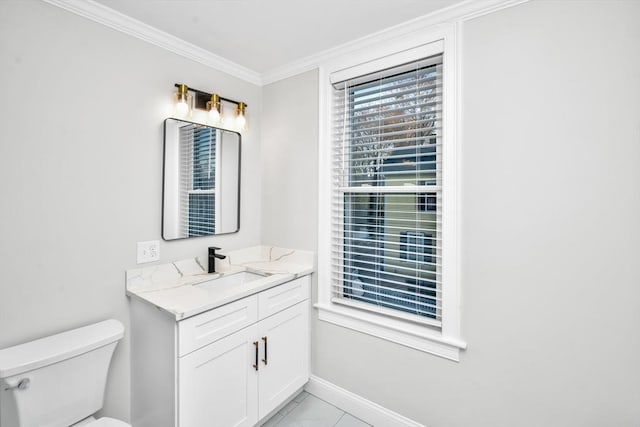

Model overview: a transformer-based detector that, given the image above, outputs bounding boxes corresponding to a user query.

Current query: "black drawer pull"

[252,341,259,371]
[261,336,268,365]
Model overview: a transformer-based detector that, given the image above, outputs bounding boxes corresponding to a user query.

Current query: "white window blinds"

[331,54,443,328]
[178,123,216,237]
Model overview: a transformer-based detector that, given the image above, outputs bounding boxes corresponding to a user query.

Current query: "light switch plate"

[137,240,160,264]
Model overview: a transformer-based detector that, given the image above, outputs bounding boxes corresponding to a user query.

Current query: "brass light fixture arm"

[173,83,247,108]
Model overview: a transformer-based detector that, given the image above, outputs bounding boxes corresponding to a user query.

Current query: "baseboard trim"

[304,375,425,427]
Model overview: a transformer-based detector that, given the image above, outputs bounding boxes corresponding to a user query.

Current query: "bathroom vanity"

[126,246,314,427]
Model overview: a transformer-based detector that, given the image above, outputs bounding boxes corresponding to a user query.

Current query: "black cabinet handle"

[261,336,268,365]
[252,341,259,371]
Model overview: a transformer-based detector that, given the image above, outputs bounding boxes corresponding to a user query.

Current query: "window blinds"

[331,55,443,327]
[178,124,216,237]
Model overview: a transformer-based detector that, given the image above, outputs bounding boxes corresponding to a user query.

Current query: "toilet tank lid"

[0,319,124,378]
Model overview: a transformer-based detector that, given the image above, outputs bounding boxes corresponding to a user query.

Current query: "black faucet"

[208,247,227,273]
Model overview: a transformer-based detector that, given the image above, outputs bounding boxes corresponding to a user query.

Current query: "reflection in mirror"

[163,118,240,240]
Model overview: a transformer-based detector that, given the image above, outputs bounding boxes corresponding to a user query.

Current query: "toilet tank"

[0,319,124,427]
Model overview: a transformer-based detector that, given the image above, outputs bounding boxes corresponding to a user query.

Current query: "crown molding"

[41,0,263,86]
[261,0,529,85]
[42,0,528,87]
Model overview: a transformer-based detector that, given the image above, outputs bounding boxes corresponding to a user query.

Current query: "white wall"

[260,70,318,251]
[262,1,640,426]
[0,1,261,421]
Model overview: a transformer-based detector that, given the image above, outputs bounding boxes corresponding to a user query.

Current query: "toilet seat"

[86,417,132,427]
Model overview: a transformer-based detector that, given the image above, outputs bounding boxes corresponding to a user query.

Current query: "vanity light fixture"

[173,83,247,131]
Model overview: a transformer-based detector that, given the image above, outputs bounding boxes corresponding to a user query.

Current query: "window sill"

[314,303,466,361]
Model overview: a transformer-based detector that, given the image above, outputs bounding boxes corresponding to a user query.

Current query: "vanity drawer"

[258,276,310,320]
[178,295,258,356]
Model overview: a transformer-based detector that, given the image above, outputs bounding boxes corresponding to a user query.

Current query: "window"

[317,32,465,360]
[179,124,216,237]
[332,56,443,326]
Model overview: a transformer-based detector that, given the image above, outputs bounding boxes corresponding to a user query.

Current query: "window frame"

[316,23,465,361]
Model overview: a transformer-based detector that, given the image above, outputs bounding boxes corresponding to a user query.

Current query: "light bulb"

[207,94,222,124]
[176,99,189,117]
[235,102,247,131]
[209,109,221,123]
[235,113,246,130]
[174,84,190,117]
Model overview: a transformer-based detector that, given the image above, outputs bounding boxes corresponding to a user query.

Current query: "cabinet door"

[258,301,310,419]
[179,324,259,427]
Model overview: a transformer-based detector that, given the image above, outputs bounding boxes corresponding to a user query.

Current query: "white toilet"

[0,319,131,427]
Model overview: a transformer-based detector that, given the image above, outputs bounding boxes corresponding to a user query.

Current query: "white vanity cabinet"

[130,275,310,427]
[179,322,259,427]
[256,297,309,419]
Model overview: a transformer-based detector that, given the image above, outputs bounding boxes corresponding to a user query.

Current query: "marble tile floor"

[261,391,370,427]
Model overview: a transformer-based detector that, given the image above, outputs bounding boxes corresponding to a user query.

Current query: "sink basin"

[195,271,266,292]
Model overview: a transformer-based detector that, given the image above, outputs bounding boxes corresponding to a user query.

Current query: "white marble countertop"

[125,246,314,320]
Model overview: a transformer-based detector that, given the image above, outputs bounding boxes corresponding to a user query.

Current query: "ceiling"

[93,0,462,74]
